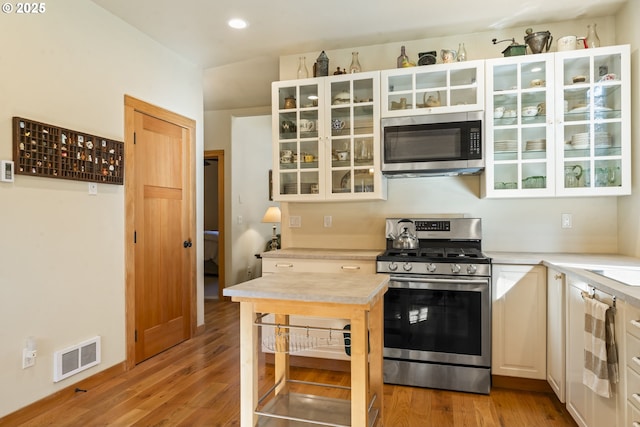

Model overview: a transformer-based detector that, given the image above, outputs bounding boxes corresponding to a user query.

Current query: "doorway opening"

[204,150,225,302]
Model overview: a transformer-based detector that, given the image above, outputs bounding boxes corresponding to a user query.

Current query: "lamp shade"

[261,206,281,224]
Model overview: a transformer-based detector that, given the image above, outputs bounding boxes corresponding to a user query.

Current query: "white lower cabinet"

[547,268,566,402]
[566,276,625,427]
[626,302,640,426]
[261,256,375,361]
[492,264,547,379]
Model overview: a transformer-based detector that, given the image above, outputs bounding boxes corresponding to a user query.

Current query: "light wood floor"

[5,299,577,427]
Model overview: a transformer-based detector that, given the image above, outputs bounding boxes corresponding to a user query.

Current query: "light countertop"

[257,248,640,306]
[223,272,389,306]
[488,251,640,307]
[260,247,383,261]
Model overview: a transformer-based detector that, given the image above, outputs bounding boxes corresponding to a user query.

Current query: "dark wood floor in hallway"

[4,299,577,427]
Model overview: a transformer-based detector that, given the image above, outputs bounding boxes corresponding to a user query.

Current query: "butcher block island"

[223,272,389,427]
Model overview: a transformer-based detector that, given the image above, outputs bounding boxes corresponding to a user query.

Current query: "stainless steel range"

[377,217,492,394]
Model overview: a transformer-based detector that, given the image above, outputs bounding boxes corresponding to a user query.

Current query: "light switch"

[88,182,98,195]
[561,213,572,229]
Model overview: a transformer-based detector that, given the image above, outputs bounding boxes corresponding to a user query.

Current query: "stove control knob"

[467,264,477,274]
[451,264,461,274]
[403,263,413,272]
[388,262,398,271]
[427,263,437,273]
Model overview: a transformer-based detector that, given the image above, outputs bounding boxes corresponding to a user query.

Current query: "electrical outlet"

[561,213,572,229]
[324,215,332,227]
[22,349,36,368]
[289,216,301,228]
[246,266,253,280]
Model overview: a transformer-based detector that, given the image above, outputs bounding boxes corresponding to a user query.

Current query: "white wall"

[230,115,275,283]
[204,106,270,285]
[277,15,630,255]
[0,1,203,417]
[616,1,640,257]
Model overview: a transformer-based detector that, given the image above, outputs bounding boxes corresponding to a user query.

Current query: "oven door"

[384,275,491,367]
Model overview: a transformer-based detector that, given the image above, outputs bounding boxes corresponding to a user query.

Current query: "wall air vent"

[53,336,101,383]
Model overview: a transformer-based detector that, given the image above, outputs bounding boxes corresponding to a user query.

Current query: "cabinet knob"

[554,274,563,280]
[183,239,192,248]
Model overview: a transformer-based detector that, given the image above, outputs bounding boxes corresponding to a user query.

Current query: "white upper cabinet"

[485,53,555,198]
[380,60,485,117]
[555,45,630,196]
[484,45,630,198]
[271,71,386,202]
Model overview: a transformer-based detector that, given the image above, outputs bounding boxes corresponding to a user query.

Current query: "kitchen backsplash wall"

[281,176,618,254]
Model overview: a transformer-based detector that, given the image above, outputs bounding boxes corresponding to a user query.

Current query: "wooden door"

[124,96,196,366]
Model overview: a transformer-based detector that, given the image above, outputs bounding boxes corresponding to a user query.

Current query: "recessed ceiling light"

[228,18,248,29]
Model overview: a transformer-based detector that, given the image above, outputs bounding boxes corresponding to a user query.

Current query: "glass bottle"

[297,56,309,79]
[397,46,408,68]
[457,43,467,62]
[586,24,601,48]
[349,51,361,73]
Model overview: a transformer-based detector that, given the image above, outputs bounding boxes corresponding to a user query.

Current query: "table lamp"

[261,206,281,251]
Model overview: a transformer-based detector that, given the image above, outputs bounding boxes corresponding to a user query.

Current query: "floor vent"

[53,336,101,383]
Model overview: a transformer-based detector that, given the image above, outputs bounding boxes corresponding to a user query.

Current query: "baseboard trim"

[0,362,126,425]
[492,375,555,393]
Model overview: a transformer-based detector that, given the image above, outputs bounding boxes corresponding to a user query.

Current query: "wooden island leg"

[369,295,384,426]
[239,302,258,427]
[350,310,369,426]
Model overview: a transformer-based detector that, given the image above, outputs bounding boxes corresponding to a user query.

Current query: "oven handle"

[389,276,489,287]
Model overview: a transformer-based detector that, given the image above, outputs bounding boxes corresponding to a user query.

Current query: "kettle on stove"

[392,219,419,250]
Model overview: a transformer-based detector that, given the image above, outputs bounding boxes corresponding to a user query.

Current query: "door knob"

[183,240,192,248]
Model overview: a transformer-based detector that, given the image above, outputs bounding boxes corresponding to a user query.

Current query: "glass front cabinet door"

[381,60,484,118]
[484,45,630,198]
[555,45,630,196]
[325,71,384,200]
[272,79,324,200]
[484,53,555,198]
[272,72,385,201]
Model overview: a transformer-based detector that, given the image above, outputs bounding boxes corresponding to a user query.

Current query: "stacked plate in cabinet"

[495,140,517,152]
[570,133,590,149]
[525,139,546,151]
[569,132,611,149]
[283,183,298,194]
[595,132,612,148]
[283,183,315,194]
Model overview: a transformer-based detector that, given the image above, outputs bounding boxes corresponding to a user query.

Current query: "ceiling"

[92,0,626,111]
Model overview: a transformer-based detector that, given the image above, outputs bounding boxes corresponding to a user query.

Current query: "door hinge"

[134,330,138,342]
[134,231,136,243]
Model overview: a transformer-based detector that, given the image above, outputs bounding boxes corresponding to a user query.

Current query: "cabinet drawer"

[262,258,375,274]
[628,366,640,411]
[628,304,640,340]
[629,402,640,427]
[627,332,640,375]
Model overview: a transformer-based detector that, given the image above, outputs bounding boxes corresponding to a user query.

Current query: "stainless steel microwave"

[381,111,484,177]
